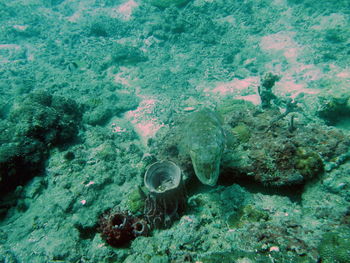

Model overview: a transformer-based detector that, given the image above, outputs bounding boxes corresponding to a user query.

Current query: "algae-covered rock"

[83,91,140,126]
[217,99,256,123]
[221,102,348,187]
[318,227,350,263]
[226,204,270,229]
[231,123,251,143]
[148,0,190,8]
[0,91,82,196]
[318,93,350,125]
[83,106,112,126]
[182,109,225,186]
[258,73,280,109]
[295,147,324,179]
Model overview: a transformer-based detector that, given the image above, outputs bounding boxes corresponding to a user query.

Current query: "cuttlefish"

[182,108,225,186]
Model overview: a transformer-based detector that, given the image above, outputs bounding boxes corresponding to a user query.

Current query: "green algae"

[217,99,256,120]
[226,204,270,229]
[231,123,251,143]
[126,187,147,215]
[318,227,350,263]
[295,147,324,179]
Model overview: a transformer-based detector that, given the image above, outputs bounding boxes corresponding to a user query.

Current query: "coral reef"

[230,123,251,143]
[144,161,186,228]
[83,90,140,126]
[318,227,350,263]
[0,91,82,196]
[229,219,318,261]
[295,147,323,179]
[1,0,350,262]
[318,93,350,126]
[151,97,348,189]
[226,204,270,229]
[98,209,149,247]
[258,73,280,109]
[222,100,349,187]
[98,161,186,248]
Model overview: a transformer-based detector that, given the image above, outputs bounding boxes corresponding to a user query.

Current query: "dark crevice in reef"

[218,169,304,204]
[0,91,83,198]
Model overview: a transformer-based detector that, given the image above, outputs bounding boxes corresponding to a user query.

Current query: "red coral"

[98,210,148,247]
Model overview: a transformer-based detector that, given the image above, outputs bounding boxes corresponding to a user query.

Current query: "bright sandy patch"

[125,98,165,145]
[337,68,350,79]
[110,0,138,20]
[260,32,325,98]
[203,77,261,105]
[210,77,259,96]
[112,66,139,88]
[260,32,301,63]
[275,77,320,99]
[311,13,347,30]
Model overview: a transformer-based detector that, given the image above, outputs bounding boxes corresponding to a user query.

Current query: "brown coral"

[98,209,149,247]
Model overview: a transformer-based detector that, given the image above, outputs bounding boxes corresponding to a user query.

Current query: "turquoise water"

[0,0,350,262]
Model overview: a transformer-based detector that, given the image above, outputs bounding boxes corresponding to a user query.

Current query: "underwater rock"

[0,91,82,197]
[182,109,225,186]
[226,204,270,229]
[318,227,350,263]
[144,160,186,228]
[222,100,349,187]
[148,0,190,8]
[0,245,17,263]
[83,91,140,126]
[295,147,324,179]
[83,106,112,126]
[153,101,348,188]
[258,72,280,109]
[231,123,251,143]
[318,94,350,126]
